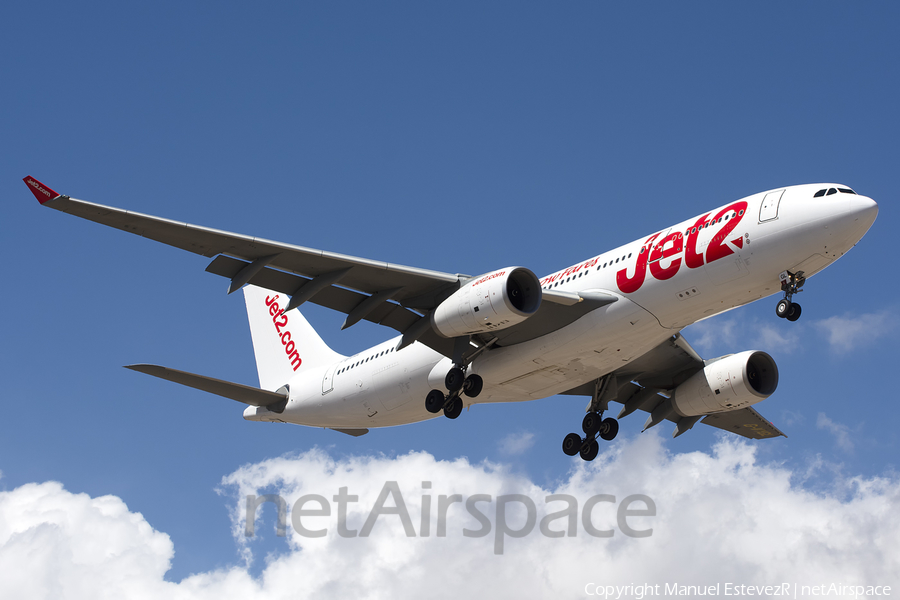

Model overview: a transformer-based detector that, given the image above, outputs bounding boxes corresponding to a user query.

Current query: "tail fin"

[243,285,345,391]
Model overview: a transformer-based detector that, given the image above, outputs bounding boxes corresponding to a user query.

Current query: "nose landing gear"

[776,270,805,322]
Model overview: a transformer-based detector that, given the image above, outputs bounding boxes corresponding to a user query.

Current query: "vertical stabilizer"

[243,285,345,391]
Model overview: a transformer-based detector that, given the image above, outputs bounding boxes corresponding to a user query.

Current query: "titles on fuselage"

[539,201,748,294]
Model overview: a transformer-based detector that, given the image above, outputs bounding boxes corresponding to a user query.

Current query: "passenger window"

[628,253,632,258]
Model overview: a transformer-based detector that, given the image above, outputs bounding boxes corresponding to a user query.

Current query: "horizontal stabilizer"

[125,364,288,407]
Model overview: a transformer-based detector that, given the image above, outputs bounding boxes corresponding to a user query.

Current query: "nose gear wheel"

[776,270,805,321]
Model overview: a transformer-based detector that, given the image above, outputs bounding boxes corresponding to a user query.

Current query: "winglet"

[23,176,61,204]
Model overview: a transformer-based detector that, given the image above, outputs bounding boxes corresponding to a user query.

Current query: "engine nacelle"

[431,267,542,338]
[672,351,778,417]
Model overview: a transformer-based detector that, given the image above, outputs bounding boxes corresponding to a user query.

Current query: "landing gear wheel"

[562,433,582,456]
[462,374,483,398]
[777,270,806,322]
[599,417,619,441]
[425,389,445,414]
[582,412,601,436]
[445,368,465,392]
[776,298,791,319]
[443,396,463,419]
[579,439,600,462]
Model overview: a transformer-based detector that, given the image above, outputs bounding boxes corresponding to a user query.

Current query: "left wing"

[563,334,786,440]
[24,176,600,357]
[699,406,786,439]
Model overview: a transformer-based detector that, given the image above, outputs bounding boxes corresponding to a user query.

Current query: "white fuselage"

[245,184,878,430]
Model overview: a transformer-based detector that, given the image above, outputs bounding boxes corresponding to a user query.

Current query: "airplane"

[23,176,878,460]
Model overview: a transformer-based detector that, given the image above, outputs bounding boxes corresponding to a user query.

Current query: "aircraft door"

[322,364,336,394]
[759,190,784,222]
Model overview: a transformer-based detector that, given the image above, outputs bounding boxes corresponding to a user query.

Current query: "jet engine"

[431,267,542,338]
[672,350,778,416]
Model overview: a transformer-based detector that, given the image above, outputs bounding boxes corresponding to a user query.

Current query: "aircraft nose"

[850,196,878,232]
[851,194,879,227]
[844,194,878,243]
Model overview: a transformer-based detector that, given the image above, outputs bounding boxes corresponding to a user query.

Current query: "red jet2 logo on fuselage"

[617,201,748,294]
[265,295,303,371]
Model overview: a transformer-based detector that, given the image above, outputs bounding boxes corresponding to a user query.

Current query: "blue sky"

[2,1,899,595]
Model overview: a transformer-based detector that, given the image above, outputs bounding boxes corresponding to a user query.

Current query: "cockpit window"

[815,187,857,197]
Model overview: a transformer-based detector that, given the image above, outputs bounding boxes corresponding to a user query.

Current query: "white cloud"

[779,409,806,427]
[755,323,800,353]
[0,482,174,600]
[497,431,535,455]
[814,310,898,354]
[816,412,856,453]
[684,315,799,356]
[684,317,739,355]
[685,308,898,358]
[3,436,900,599]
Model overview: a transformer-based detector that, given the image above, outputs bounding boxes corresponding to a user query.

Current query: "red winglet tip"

[23,176,60,204]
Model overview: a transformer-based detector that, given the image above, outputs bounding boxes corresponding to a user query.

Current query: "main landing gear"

[776,270,805,322]
[562,412,619,461]
[424,366,483,420]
